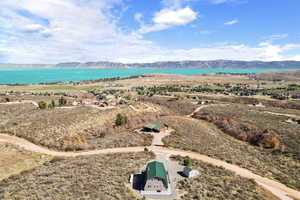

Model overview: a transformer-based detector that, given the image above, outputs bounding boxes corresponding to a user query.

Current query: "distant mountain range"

[1,60,300,69]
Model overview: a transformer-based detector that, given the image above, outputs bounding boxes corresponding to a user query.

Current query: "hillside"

[1,60,300,69]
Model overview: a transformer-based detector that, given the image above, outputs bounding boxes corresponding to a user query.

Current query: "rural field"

[161,114,300,190]
[173,155,279,200]
[0,103,154,151]
[0,143,51,182]
[0,72,300,199]
[0,152,154,200]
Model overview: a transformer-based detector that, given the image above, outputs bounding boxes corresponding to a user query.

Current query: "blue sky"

[0,0,299,63]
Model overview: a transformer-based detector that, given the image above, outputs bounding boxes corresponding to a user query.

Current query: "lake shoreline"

[0,68,299,85]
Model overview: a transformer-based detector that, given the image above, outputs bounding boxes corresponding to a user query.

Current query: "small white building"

[72,101,79,106]
[183,167,199,178]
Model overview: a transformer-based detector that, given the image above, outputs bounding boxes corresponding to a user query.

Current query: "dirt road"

[0,134,299,199]
[0,100,38,107]
[1,103,299,199]
[263,111,300,119]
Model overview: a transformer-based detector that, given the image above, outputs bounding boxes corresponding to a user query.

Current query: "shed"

[292,94,300,99]
[142,121,168,133]
[96,94,107,101]
[144,161,168,192]
[183,167,199,178]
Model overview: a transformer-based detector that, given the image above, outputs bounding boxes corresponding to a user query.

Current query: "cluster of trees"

[137,84,300,100]
[194,112,283,150]
[38,97,67,109]
[136,85,186,96]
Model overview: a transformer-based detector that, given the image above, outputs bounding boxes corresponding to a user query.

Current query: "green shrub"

[38,101,47,109]
[162,137,169,147]
[48,100,56,109]
[51,100,56,108]
[58,96,67,106]
[100,132,106,138]
[183,156,192,167]
[115,113,128,127]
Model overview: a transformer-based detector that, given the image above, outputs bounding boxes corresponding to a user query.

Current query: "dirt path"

[1,102,299,199]
[263,111,300,119]
[0,100,38,107]
[0,134,299,199]
[188,103,229,117]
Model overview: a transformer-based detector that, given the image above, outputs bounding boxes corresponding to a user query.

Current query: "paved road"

[0,134,299,199]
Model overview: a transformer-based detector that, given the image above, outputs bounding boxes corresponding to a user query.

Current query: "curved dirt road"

[0,134,299,199]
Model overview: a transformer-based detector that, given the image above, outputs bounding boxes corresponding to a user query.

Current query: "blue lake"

[0,68,296,84]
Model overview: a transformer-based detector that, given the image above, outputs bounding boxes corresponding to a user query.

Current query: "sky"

[0,0,300,64]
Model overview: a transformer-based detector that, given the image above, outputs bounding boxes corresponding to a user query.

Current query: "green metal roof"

[144,121,166,130]
[146,161,167,180]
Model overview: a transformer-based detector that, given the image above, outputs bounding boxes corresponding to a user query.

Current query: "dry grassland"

[0,152,154,200]
[0,104,153,151]
[161,116,300,190]
[173,155,277,200]
[0,143,51,182]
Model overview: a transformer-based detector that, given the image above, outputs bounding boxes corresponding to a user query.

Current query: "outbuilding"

[142,121,168,133]
[144,161,169,192]
[182,167,199,178]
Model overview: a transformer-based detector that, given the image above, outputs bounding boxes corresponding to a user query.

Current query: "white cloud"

[104,42,300,63]
[224,19,239,25]
[134,13,144,24]
[154,7,197,25]
[290,55,300,61]
[258,42,283,61]
[282,44,300,51]
[0,0,298,64]
[138,7,197,34]
[269,34,288,41]
[21,24,44,33]
[0,0,150,63]
[210,0,247,4]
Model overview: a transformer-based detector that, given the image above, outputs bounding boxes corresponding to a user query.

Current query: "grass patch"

[0,143,51,182]
[140,96,198,115]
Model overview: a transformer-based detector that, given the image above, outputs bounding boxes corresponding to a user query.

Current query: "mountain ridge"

[1,60,300,69]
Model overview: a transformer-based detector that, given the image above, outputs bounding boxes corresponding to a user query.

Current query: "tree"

[115,113,128,127]
[183,156,192,167]
[59,96,67,106]
[100,132,106,138]
[38,101,47,109]
[48,100,56,109]
[51,100,56,108]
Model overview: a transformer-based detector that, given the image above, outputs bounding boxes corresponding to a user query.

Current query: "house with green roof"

[142,121,168,133]
[144,161,169,192]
